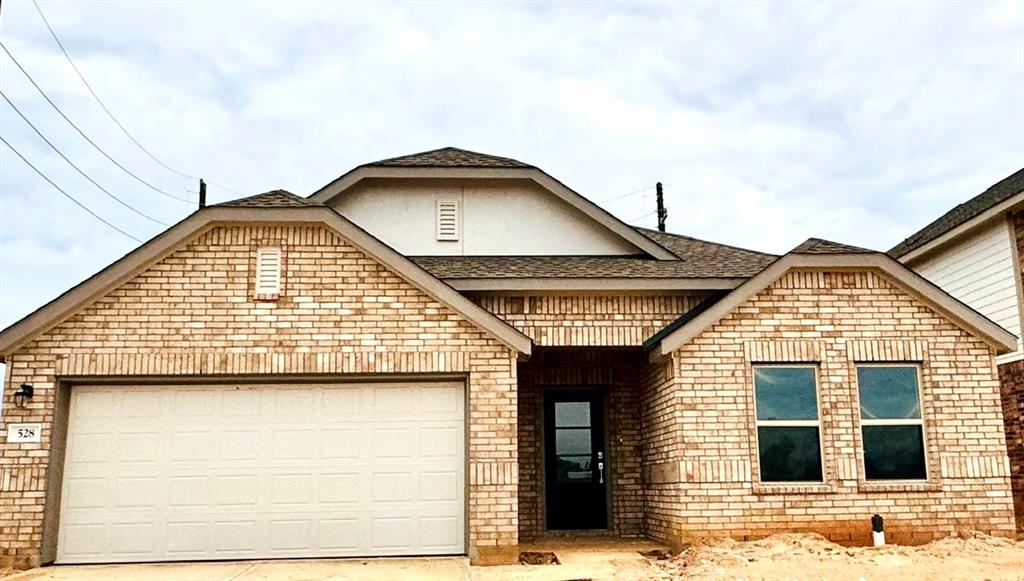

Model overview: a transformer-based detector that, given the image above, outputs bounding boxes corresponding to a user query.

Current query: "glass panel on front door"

[545,391,608,530]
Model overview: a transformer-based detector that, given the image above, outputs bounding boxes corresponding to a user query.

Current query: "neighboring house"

[889,167,1024,535]
[0,148,1018,570]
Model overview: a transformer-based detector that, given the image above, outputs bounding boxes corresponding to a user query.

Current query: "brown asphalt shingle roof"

[636,228,777,271]
[215,190,315,208]
[889,167,1024,257]
[366,147,533,169]
[410,229,776,280]
[791,238,875,254]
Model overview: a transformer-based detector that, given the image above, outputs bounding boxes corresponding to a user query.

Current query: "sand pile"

[651,532,1024,580]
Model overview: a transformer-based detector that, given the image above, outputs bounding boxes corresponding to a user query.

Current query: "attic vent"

[255,247,282,298]
[436,200,460,241]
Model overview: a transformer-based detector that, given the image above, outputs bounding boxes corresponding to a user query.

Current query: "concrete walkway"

[2,540,668,580]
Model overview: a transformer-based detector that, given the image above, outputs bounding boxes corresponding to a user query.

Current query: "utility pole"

[199,178,207,209]
[656,181,667,232]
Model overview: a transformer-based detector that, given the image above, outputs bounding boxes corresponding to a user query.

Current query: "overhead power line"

[1,134,143,242]
[626,210,657,224]
[0,40,193,204]
[2,89,169,226]
[599,183,656,204]
[31,0,244,198]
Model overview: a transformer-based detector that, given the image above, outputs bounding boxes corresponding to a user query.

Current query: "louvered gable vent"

[255,247,282,296]
[436,200,460,241]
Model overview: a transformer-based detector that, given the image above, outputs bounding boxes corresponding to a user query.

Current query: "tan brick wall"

[472,294,706,346]
[478,293,699,538]
[999,359,1024,535]
[643,269,1016,546]
[517,349,644,539]
[0,224,519,568]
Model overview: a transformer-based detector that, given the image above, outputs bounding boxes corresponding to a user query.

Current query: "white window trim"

[855,363,929,481]
[436,199,460,241]
[752,364,825,484]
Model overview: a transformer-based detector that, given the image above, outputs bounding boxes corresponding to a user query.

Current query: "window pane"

[863,425,926,480]
[555,428,591,455]
[555,402,591,427]
[757,427,823,482]
[556,455,592,482]
[754,367,818,421]
[858,366,920,420]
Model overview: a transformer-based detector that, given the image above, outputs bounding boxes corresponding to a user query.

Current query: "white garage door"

[58,382,465,563]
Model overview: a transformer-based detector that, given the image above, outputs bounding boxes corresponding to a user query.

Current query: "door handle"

[598,461,604,484]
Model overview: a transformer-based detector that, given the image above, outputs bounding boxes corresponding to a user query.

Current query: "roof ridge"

[365,146,532,169]
[215,189,319,208]
[790,237,876,254]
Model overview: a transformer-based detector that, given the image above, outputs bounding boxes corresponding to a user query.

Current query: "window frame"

[751,363,825,484]
[854,363,929,482]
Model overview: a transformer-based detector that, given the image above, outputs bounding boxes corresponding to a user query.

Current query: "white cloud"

[0,0,1021,334]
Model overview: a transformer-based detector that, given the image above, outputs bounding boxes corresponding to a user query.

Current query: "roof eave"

[895,191,1024,263]
[447,277,746,292]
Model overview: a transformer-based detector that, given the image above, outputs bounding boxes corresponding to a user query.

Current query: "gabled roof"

[0,197,534,361]
[889,167,1024,259]
[367,147,533,169]
[791,238,874,254]
[215,189,316,208]
[647,241,1018,358]
[308,149,679,261]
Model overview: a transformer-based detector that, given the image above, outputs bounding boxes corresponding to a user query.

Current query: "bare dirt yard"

[649,532,1024,581]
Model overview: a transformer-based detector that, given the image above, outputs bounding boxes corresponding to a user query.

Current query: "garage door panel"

[112,477,159,508]
[318,473,361,504]
[168,476,210,507]
[420,516,461,549]
[316,518,361,550]
[58,382,465,563]
[117,432,161,463]
[320,429,360,458]
[166,521,208,555]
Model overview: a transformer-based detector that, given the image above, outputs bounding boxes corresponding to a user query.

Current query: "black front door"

[544,389,607,530]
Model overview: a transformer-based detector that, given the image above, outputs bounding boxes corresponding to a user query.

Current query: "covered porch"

[517,347,650,541]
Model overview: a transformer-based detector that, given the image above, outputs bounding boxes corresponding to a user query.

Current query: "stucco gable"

[0,206,533,361]
[308,153,678,260]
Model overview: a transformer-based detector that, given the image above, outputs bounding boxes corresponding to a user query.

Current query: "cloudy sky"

[0,0,1022,375]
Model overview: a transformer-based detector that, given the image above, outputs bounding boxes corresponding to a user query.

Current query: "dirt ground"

[650,532,1024,581]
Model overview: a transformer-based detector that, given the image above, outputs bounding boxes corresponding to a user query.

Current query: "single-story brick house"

[0,148,1018,569]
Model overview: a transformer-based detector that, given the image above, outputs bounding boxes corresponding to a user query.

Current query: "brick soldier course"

[0,149,1019,569]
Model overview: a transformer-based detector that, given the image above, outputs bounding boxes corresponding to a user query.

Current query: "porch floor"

[473,537,671,581]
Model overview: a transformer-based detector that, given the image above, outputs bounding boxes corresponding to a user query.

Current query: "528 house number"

[6,423,42,443]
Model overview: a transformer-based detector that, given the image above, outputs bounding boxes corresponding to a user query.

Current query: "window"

[255,247,282,297]
[857,365,926,480]
[754,366,823,482]
[436,200,459,241]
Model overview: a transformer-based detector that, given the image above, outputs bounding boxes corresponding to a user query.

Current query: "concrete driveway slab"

[2,558,470,581]
[1,540,666,581]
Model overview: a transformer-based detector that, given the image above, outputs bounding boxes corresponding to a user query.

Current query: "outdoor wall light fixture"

[13,384,34,408]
